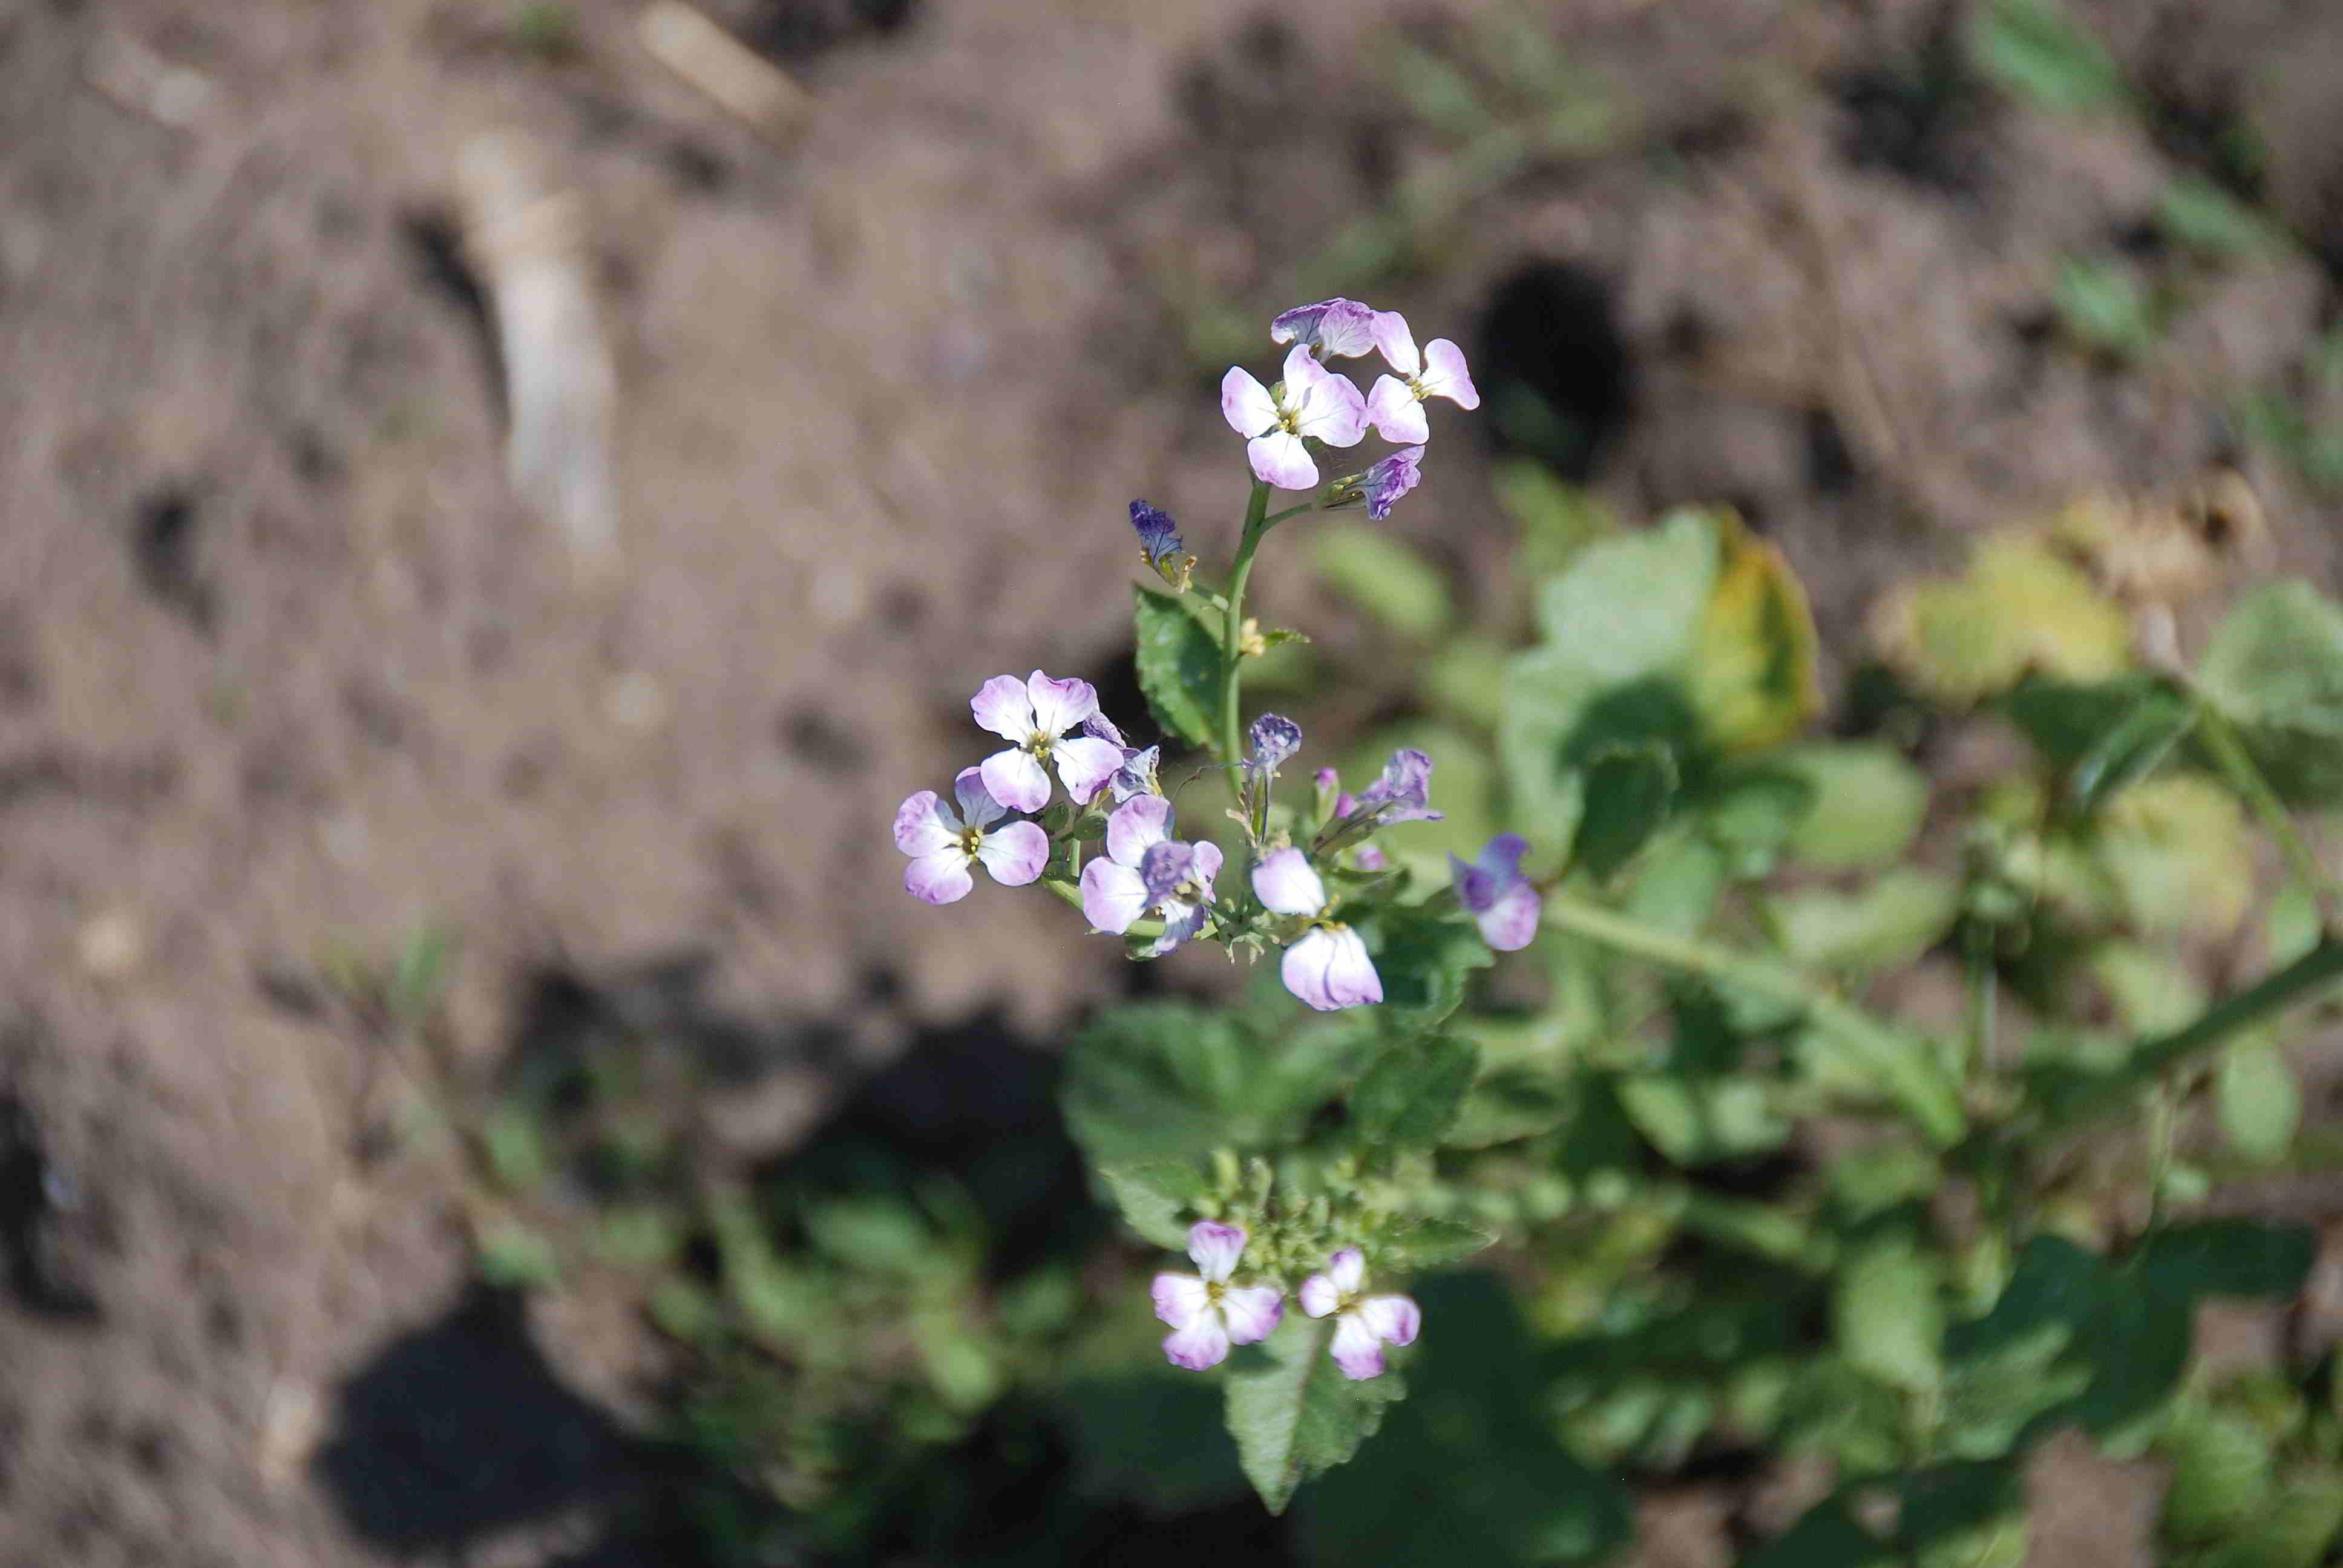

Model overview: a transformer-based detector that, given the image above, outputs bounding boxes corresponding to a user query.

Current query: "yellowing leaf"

[1688,515,1821,753]
[1872,536,2132,705]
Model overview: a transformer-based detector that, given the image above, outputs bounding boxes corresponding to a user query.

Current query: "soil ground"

[2,0,2340,1563]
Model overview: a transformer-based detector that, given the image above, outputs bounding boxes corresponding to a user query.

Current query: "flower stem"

[1219,480,1273,781]
[1536,890,1967,1146]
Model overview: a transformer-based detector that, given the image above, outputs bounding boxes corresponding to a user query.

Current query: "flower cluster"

[1151,1222,1420,1381]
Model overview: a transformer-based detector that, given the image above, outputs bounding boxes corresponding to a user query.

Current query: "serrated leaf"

[1312,523,1452,641]
[1132,586,1221,753]
[1835,1233,1945,1394]
[1688,516,1821,753]
[1384,1218,1496,1268]
[1349,1035,1479,1149]
[1096,1161,1208,1249]
[1224,1314,1405,1514]
[1573,742,1679,880]
[2218,1036,2301,1165]
[2197,581,2343,805]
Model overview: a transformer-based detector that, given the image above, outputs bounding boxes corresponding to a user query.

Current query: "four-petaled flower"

[1083,714,1163,803]
[971,670,1126,812]
[894,768,1049,906]
[1300,1248,1420,1380]
[1153,1221,1284,1371]
[1354,747,1442,825]
[1080,795,1223,954]
[1363,445,1424,521]
[1253,848,1382,1010]
[1129,499,1193,590]
[1365,313,1480,444]
[1452,832,1540,952]
[1270,297,1381,359]
[1222,344,1368,491]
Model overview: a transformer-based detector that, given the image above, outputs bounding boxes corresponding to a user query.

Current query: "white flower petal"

[1052,736,1125,806]
[1079,858,1150,935]
[1296,366,1367,447]
[1187,1220,1247,1282]
[1329,1312,1388,1380]
[1420,338,1480,408]
[975,820,1048,886]
[1105,794,1174,869]
[1221,366,1278,437]
[1151,1271,1211,1328]
[1370,310,1420,377]
[969,675,1034,742]
[1326,1247,1365,1295]
[954,765,1011,827]
[904,848,974,906]
[893,790,959,857]
[1299,1272,1340,1318]
[1219,1285,1284,1346]
[1163,1312,1232,1371]
[1358,1293,1420,1347]
[1251,847,1326,917]
[1024,671,1098,737]
[978,750,1051,815]
[1319,927,1384,1008]
[1247,431,1318,490]
[1366,376,1429,443]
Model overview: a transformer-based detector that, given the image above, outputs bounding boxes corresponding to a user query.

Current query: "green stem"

[1219,480,1273,780]
[2129,938,2343,1082]
[1538,892,1965,1146]
[2195,700,2338,930]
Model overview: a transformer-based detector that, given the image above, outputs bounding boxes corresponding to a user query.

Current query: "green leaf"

[2218,1036,2301,1165]
[1774,868,1961,973]
[1369,906,1495,1039]
[1132,585,1222,753]
[1096,1160,1208,1249]
[1834,1233,1945,1394]
[2197,581,2343,805]
[1349,1035,1479,1149]
[1383,1218,1497,1269]
[2159,176,2282,256]
[1970,0,2124,113]
[1575,742,1679,880]
[1312,524,1452,641]
[1224,1313,1406,1515]
[2162,1401,2278,1544]
[2140,1220,2315,1301]
[1687,516,1821,753]
[2053,257,2157,358]
[1740,1499,1889,1568]
[2180,1470,2343,1568]
[1776,743,1929,869]
[1057,1373,1247,1514]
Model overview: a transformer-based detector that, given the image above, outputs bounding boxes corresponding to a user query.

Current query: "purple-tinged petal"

[1365,376,1429,444]
[1187,1220,1247,1282]
[1083,712,1128,750]
[952,765,1011,828]
[1370,311,1420,377]
[1106,794,1174,869]
[1476,880,1542,952]
[1271,298,1380,358]
[1420,339,1480,408]
[1354,844,1388,872]
[893,790,960,857]
[1152,1271,1210,1328]
[1280,927,1381,1011]
[1334,791,1359,818]
[1222,366,1277,437]
[1247,431,1318,491]
[1145,898,1210,956]
[978,750,1050,815]
[1191,840,1224,897]
[1110,745,1162,803]
[1025,671,1098,737]
[1315,768,1339,792]
[1054,736,1125,806]
[1329,1312,1388,1380]
[1129,500,1184,570]
[1220,1285,1285,1346]
[975,820,1048,887]
[905,848,975,906]
[1253,848,1328,917]
[1357,748,1440,823]
[1247,713,1302,774]
[971,675,1034,742]
[1294,361,1368,448]
[1080,858,1150,934]
[1164,1312,1232,1371]
[1358,1293,1420,1347]
[1139,840,1198,904]
[1364,445,1424,521]
[1299,1272,1340,1318]
[1326,1247,1366,1295]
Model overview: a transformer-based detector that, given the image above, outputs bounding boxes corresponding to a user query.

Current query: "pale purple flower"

[1452,833,1539,952]
[1253,848,1382,1010]
[1365,313,1480,443]
[1129,500,1193,589]
[1221,344,1368,490]
[1354,844,1388,872]
[1080,795,1223,954]
[1300,1247,1420,1380]
[1355,748,1441,825]
[1270,297,1381,359]
[1084,714,1163,803]
[893,768,1049,906]
[1363,445,1424,521]
[1247,713,1302,776]
[1152,1221,1284,1371]
[971,670,1126,812]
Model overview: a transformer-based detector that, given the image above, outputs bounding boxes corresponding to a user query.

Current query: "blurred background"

[2,0,2341,1563]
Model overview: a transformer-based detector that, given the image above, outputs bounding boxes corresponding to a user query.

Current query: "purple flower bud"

[1354,844,1388,872]
[1247,713,1302,776]
[1363,445,1424,521]
[1270,298,1381,359]
[1129,500,1191,588]
[1451,833,1540,951]
[1355,748,1441,824]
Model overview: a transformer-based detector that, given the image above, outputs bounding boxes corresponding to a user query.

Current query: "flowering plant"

[893,296,2343,1541]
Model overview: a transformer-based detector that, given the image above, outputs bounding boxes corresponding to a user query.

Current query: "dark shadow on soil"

[0,1088,103,1324]
[1473,261,1634,482]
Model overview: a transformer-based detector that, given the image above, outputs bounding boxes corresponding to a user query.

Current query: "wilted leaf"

[1688,516,1821,753]
[1873,536,2132,704]
[1133,586,1221,753]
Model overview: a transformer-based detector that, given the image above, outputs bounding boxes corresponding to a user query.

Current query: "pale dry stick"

[456,134,623,583]
[638,1,810,137]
